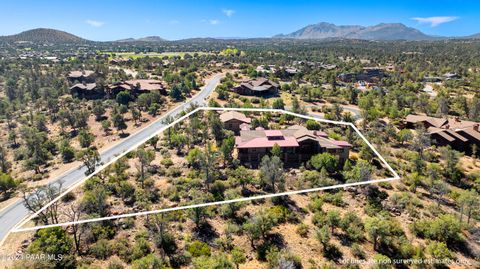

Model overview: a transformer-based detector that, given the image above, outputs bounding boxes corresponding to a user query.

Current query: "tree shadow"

[323,244,343,262]
[119,132,130,138]
[194,221,218,243]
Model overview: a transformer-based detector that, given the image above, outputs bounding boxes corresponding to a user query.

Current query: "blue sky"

[1,0,479,40]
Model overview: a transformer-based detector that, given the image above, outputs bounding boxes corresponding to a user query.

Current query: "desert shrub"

[351,243,365,258]
[412,214,462,244]
[90,239,112,259]
[132,254,166,269]
[112,238,132,263]
[266,248,302,269]
[308,197,324,212]
[296,223,309,237]
[187,240,211,257]
[267,205,289,223]
[130,237,151,261]
[161,158,174,168]
[340,211,365,242]
[107,258,124,269]
[192,254,234,269]
[321,191,345,207]
[426,241,452,260]
[372,253,392,269]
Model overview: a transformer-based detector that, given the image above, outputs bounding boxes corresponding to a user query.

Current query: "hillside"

[0,28,87,43]
[275,22,437,40]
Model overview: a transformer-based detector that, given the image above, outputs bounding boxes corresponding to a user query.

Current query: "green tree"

[220,136,235,166]
[457,189,479,225]
[344,160,374,183]
[116,91,131,105]
[92,100,106,121]
[76,147,101,175]
[112,112,127,135]
[231,247,246,269]
[271,143,282,158]
[59,140,76,163]
[397,129,413,145]
[231,166,254,193]
[0,146,10,173]
[272,98,285,109]
[78,129,94,148]
[0,173,17,199]
[365,216,402,251]
[306,119,321,130]
[101,119,111,135]
[28,227,75,268]
[310,152,338,174]
[259,155,285,193]
[136,147,155,188]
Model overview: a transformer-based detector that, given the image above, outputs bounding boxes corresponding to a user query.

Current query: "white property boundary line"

[13,107,400,233]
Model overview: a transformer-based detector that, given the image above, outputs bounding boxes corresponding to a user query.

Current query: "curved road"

[0,73,223,245]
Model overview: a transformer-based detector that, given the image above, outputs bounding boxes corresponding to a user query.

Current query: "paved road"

[0,73,223,244]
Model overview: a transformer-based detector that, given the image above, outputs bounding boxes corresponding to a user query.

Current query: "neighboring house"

[67,70,96,83]
[443,72,460,80]
[337,67,386,83]
[220,111,252,134]
[69,83,102,99]
[256,65,277,73]
[106,79,166,97]
[405,114,448,129]
[404,114,480,153]
[235,125,351,167]
[232,78,279,96]
[109,58,133,65]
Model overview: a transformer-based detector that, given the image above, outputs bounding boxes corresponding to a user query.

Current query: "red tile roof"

[265,130,283,137]
[237,137,299,149]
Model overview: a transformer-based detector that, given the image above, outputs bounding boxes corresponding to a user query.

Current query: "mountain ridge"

[275,22,439,40]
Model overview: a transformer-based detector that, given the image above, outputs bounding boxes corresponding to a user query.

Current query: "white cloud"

[411,16,458,27]
[209,19,220,25]
[222,9,235,17]
[85,19,104,27]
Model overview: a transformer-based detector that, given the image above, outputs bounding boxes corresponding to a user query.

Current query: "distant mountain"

[115,36,166,42]
[275,22,364,39]
[465,33,480,39]
[0,28,87,43]
[275,22,439,41]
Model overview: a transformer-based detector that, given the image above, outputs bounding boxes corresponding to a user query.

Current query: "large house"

[220,111,252,134]
[70,83,103,99]
[405,114,480,153]
[235,125,351,167]
[67,70,96,84]
[106,79,166,97]
[232,78,279,96]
